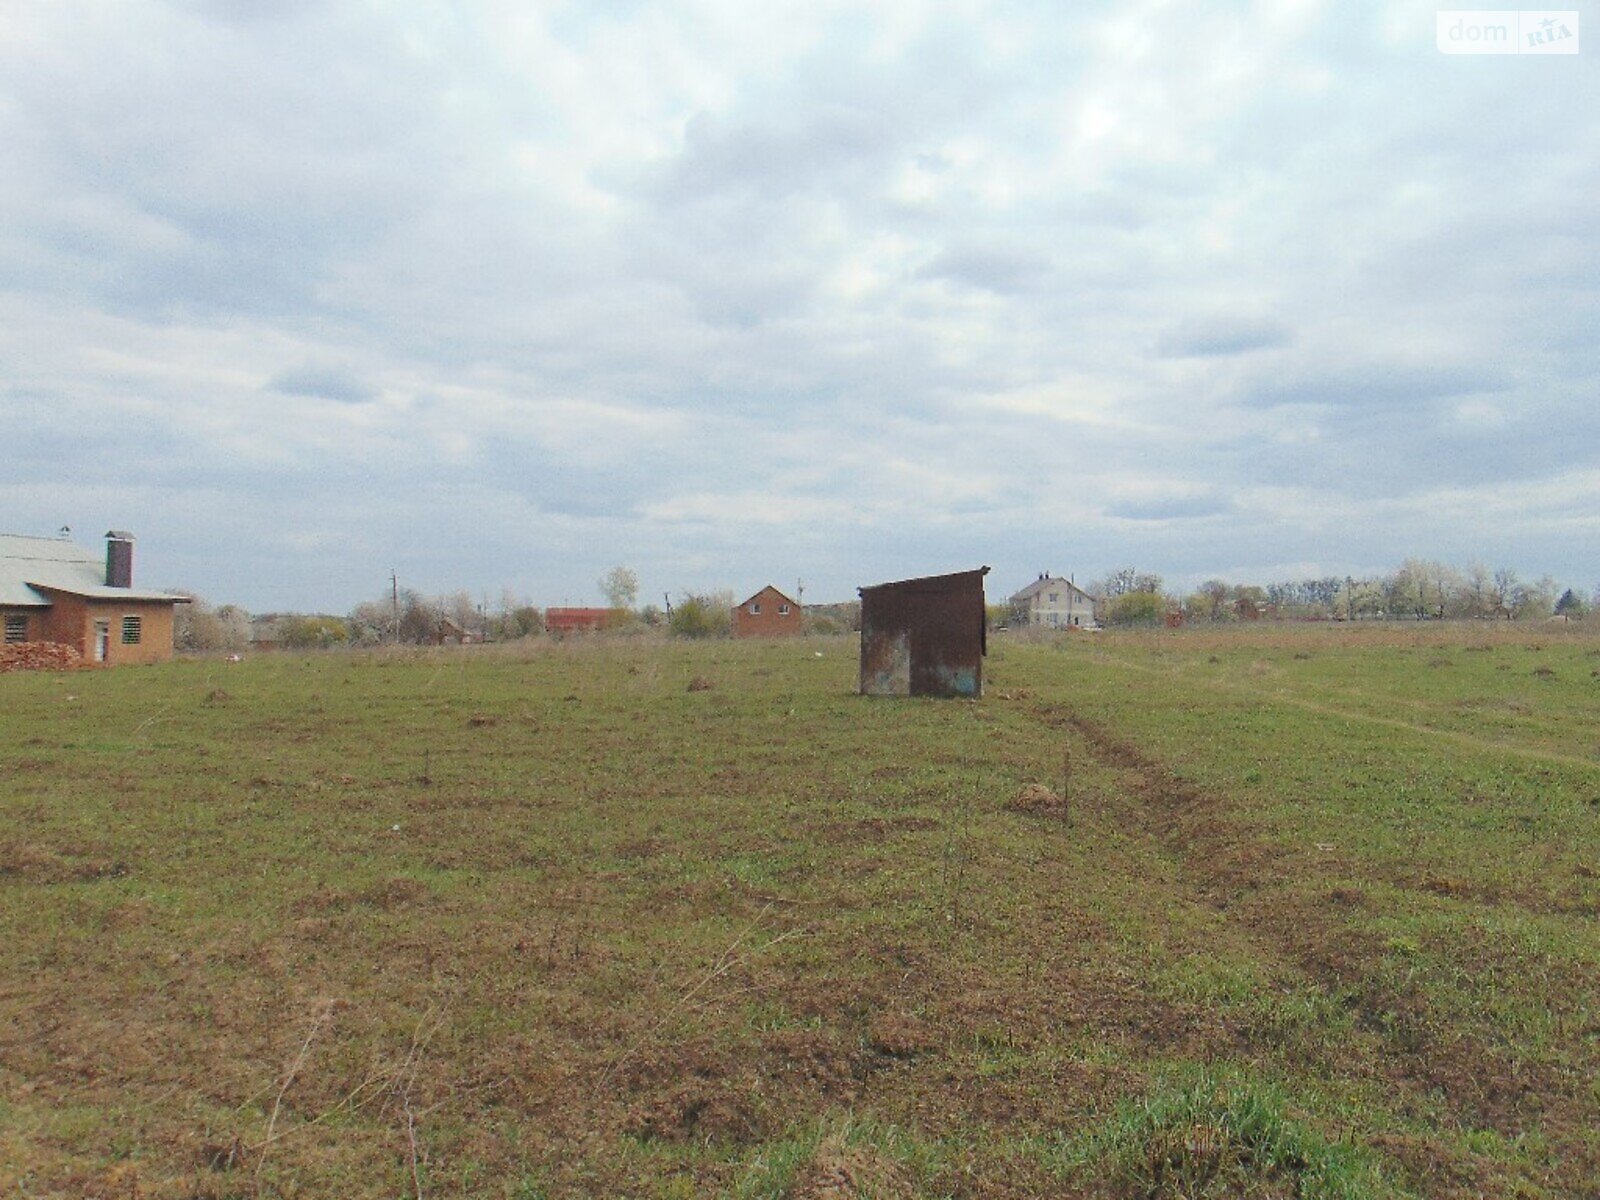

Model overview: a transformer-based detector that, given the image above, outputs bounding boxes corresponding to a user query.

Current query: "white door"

[94,621,110,662]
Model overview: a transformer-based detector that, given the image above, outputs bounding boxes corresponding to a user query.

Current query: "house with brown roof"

[731,586,802,638]
[0,531,188,665]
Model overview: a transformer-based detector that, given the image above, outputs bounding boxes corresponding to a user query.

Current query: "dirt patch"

[865,1012,937,1061]
[614,836,663,861]
[686,676,714,692]
[792,1135,913,1199]
[1368,1133,1490,1198]
[1410,873,1503,904]
[1006,783,1069,818]
[621,1030,869,1145]
[0,840,127,883]
[1325,886,1367,908]
[292,886,349,916]
[846,815,940,841]
[624,1063,762,1143]
[358,877,430,909]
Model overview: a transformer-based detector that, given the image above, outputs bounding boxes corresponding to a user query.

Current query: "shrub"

[1106,591,1164,627]
[278,615,350,649]
[669,594,731,639]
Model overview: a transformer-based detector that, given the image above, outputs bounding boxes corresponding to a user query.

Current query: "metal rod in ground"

[1062,745,1072,824]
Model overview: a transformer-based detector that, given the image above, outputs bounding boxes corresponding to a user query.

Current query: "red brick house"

[0,531,188,665]
[732,586,802,638]
[545,607,614,635]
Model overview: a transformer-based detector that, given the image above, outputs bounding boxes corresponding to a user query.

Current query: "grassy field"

[1,624,1597,1198]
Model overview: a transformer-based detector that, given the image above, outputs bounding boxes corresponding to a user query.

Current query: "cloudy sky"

[2,1,1595,612]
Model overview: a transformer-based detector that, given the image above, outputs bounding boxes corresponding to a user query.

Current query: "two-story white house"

[1009,574,1098,629]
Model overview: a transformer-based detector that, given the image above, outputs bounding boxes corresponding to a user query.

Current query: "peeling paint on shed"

[858,567,989,698]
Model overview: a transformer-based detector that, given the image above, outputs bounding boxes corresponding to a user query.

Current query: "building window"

[4,615,26,644]
[749,603,761,615]
[1049,592,1058,602]
[122,615,142,644]
[778,604,790,615]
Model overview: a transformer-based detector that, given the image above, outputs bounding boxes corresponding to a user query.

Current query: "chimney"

[105,531,134,588]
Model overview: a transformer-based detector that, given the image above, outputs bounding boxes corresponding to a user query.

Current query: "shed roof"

[0,533,185,607]
[858,567,989,597]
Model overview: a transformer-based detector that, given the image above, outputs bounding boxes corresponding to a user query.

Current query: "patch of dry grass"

[0,626,1595,1197]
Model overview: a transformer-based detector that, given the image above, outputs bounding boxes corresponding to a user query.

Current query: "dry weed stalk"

[1062,742,1074,824]
[404,1097,425,1200]
[381,997,458,1199]
[253,1002,334,1183]
[243,994,458,1192]
[598,904,807,1087]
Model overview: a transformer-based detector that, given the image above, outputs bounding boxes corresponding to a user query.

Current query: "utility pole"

[391,571,400,643]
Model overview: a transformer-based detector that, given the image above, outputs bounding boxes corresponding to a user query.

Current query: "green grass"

[1,625,1596,1197]
[1051,1065,1391,1198]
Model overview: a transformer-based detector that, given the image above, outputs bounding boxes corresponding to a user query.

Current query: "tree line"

[173,566,858,651]
[1083,559,1592,626]
[174,556,1594,651]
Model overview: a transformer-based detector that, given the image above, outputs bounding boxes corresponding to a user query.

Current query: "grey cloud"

[0,5,436,323]
[1106,494,1235,522]
[2,3,1597,612]
[1157,317,1292,358]
[643,106,900,205]
[1212,389,1599,499]
[920,245,1051,295]
[1243,363,1511,410]
[269,368,377,405]
[183,0,326,24]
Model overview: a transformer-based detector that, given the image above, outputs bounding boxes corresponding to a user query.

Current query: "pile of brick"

[0,642,85,673]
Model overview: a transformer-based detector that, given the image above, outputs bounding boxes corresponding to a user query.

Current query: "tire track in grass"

[1025,700,1590,1198]
[1081,651,1600,775]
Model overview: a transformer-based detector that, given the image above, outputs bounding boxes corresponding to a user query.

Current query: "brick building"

[544,607,614,635]
[731,586,802,638]
[0,531,187,665]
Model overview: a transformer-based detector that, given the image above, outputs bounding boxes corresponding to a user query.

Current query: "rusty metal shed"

[858,567,990,698]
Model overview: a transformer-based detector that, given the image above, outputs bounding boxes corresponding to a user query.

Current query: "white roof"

[1009,575,1093,603]
[0,533,184,607]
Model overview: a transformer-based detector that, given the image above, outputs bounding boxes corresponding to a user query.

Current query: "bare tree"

[1492,568,1519,619]
[1096,567,1162,599]
[598,566,639,610]
[174,593,250,652]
